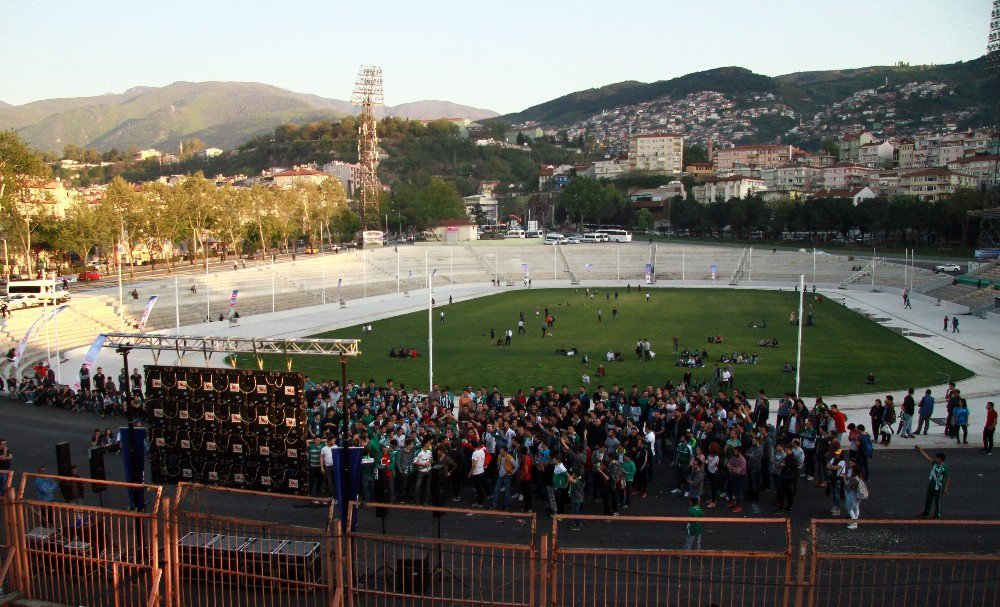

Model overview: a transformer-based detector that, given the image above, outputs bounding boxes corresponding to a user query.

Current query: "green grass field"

[250,288,972,397]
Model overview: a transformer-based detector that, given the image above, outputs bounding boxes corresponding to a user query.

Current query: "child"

[568,472,586,530]
[684,497,705,550]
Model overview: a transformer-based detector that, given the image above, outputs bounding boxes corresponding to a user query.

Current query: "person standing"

[684,497,705,550]
[673,336,679,353]
[900,388,916,438]
[320,437,336,497]
[597,308,603,323]
[916,447,950,519]
[843,461,867,529]
[951,316,959,333]
[943,315,949,331]
[440,311,445,323]
[916,389,934,435]
[469,441,487,506]
[725,448,747,514]
[982,402,996,455]
[517,319,525,335]
[953,399,970,445]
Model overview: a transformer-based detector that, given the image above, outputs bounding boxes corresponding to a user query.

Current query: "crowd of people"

[6,363,144,418]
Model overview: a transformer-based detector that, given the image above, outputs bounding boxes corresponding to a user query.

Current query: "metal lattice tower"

[351,65,384,234]
[974,0,1000,248]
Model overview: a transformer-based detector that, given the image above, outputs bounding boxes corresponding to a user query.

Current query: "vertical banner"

[521,263,529,278]
[585,263,593,273]
[711,264,718,282]
[72,334,108,390]
[645,263,653,284]
[228,289,239,310]
[11,305,68,370]
[337,278,343,301]
[346,446,363,531]
[118,426,147,510]
[137,295,158,331]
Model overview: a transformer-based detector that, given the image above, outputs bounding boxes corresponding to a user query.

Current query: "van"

[581,233,602,243]
[543,233,565,245]
[505,229,526,239]
[6,280,70,305]
[525,230,543,239]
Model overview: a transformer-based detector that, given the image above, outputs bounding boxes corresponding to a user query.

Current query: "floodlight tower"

[351,65,385,236]
[974,1,1000,248]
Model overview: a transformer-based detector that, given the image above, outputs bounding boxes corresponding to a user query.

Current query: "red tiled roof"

[274,168,324,177]
[948,154,1000,165]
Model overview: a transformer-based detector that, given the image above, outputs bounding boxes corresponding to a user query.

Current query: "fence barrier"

[166,483,341,607]
[12,473,163,607]
[346,501,536,607]
[550,514,794,607]
[809,519,1000,607]
[0,474,998,607]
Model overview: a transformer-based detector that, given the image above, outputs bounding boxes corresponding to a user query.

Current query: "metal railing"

[167,483,341,607]
[346,501,537,607]
[12,473,163,607]
[550,514,793,607]
[1,473,998,607]
[809,519,1000,607]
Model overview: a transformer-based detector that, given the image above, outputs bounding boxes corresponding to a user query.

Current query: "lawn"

[252,288,972,397]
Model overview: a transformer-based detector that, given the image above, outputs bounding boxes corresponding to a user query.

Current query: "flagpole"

[52,272,60,383]
[117,240,124,331]
[43,264,51,370]
[321,224,327,305]
[796,274,805,396]
[174,276,180,335]
[428,268,437,394]
[271,254,276,313]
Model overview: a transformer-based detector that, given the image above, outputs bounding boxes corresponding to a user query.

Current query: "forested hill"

[502,56,998,128]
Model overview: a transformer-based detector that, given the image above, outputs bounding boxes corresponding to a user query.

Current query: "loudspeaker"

[395,558,427,595]
[374,474,388,519]
[431,468,447,518]
[56,442,73,477]
[89,447,107,493]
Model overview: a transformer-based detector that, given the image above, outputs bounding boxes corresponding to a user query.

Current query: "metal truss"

[101,332,361,367]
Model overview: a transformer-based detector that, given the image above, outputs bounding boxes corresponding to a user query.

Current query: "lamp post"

[428,268,437,394]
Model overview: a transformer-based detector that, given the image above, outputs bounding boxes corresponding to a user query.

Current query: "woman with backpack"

[844,461,868,529]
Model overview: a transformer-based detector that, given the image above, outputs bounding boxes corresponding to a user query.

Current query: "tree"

[635,208,654,231]
[1,131,52,274]
[178,173,220,264]
[683,145,709,164]
[102,176,144,276]
[55,199,105,270]
[560,176,602,227]
[140,181,185,270]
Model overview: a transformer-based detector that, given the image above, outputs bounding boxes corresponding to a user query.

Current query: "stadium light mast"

[351,65,385,242]
[795,275,805,396]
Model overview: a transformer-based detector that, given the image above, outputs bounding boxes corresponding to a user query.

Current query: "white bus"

[361,230,385,247]
[597,229,632,243]
[6,280,71,305]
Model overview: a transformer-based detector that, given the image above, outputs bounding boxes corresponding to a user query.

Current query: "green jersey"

[686,505,705,536]
[308,443,322,468]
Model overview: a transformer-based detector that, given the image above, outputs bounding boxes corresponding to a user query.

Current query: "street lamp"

[427,268,437,394]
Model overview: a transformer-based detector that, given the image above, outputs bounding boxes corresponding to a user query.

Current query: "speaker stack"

[142,365,309,495]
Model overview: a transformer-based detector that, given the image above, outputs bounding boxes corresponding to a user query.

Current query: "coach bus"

[596,228,632,243]
[6,279,71,305]
[361,230,385,247]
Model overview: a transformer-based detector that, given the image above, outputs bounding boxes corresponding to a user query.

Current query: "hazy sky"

[0,0,993,113]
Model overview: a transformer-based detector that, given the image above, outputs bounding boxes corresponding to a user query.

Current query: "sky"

[0,0,994,114]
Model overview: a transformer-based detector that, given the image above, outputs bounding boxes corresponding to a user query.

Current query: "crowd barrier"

[0,475,997,607]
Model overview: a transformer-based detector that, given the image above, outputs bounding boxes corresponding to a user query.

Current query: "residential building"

[322,161,361,196]
[858,141,894,168]
[897,168,977,202]
[198,148,223,159]
[938,139,966,166]
[712,144,797,171]
[838,132,874,162]
[505,125,544,144]
[894,139,915,169]
[538,164,575,191]
[821,164,870,190]
[627,133,684,175]
[134,148,162,162]
[946,155,1000,189]
[272,167,329,188]
[692,176,765,203]
[463,181,499,225]
[593,156,629,180]
[684,162,714,177]
[760,164,823,191]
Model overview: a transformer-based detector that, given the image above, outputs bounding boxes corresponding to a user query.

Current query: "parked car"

[2,294,36,309]
[543,233,565,245]
[934,263,961,273]
[564,234,581,244]
[78,270,102,281]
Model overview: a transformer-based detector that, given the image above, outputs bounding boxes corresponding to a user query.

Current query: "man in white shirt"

[413,440,435,504]
[320,438,336,497]
[469,442,487,506]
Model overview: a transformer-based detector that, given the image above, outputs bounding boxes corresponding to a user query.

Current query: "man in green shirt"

[672,431,695,495]
[684,497,705,550]
[307,437,324,498]
[917,447,950,518]
[622,452,636,508]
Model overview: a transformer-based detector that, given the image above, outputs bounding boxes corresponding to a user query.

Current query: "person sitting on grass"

[595,365,606,377]
[865,372,876,385]
[783,362,796,373]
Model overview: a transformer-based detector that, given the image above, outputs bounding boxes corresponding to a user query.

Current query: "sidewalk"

[62,281,998,451]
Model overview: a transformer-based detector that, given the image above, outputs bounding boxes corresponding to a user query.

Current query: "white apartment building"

[627,133,684,175]
[946,155,1000,189]
[593,156,629,180]
[692,176,765,203]
[821,164,870,190]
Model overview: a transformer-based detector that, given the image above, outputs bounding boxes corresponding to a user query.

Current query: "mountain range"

[0,82,498,153]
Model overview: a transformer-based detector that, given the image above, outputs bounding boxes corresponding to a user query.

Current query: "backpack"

[855,477,870,500]
[860,434,874,458]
